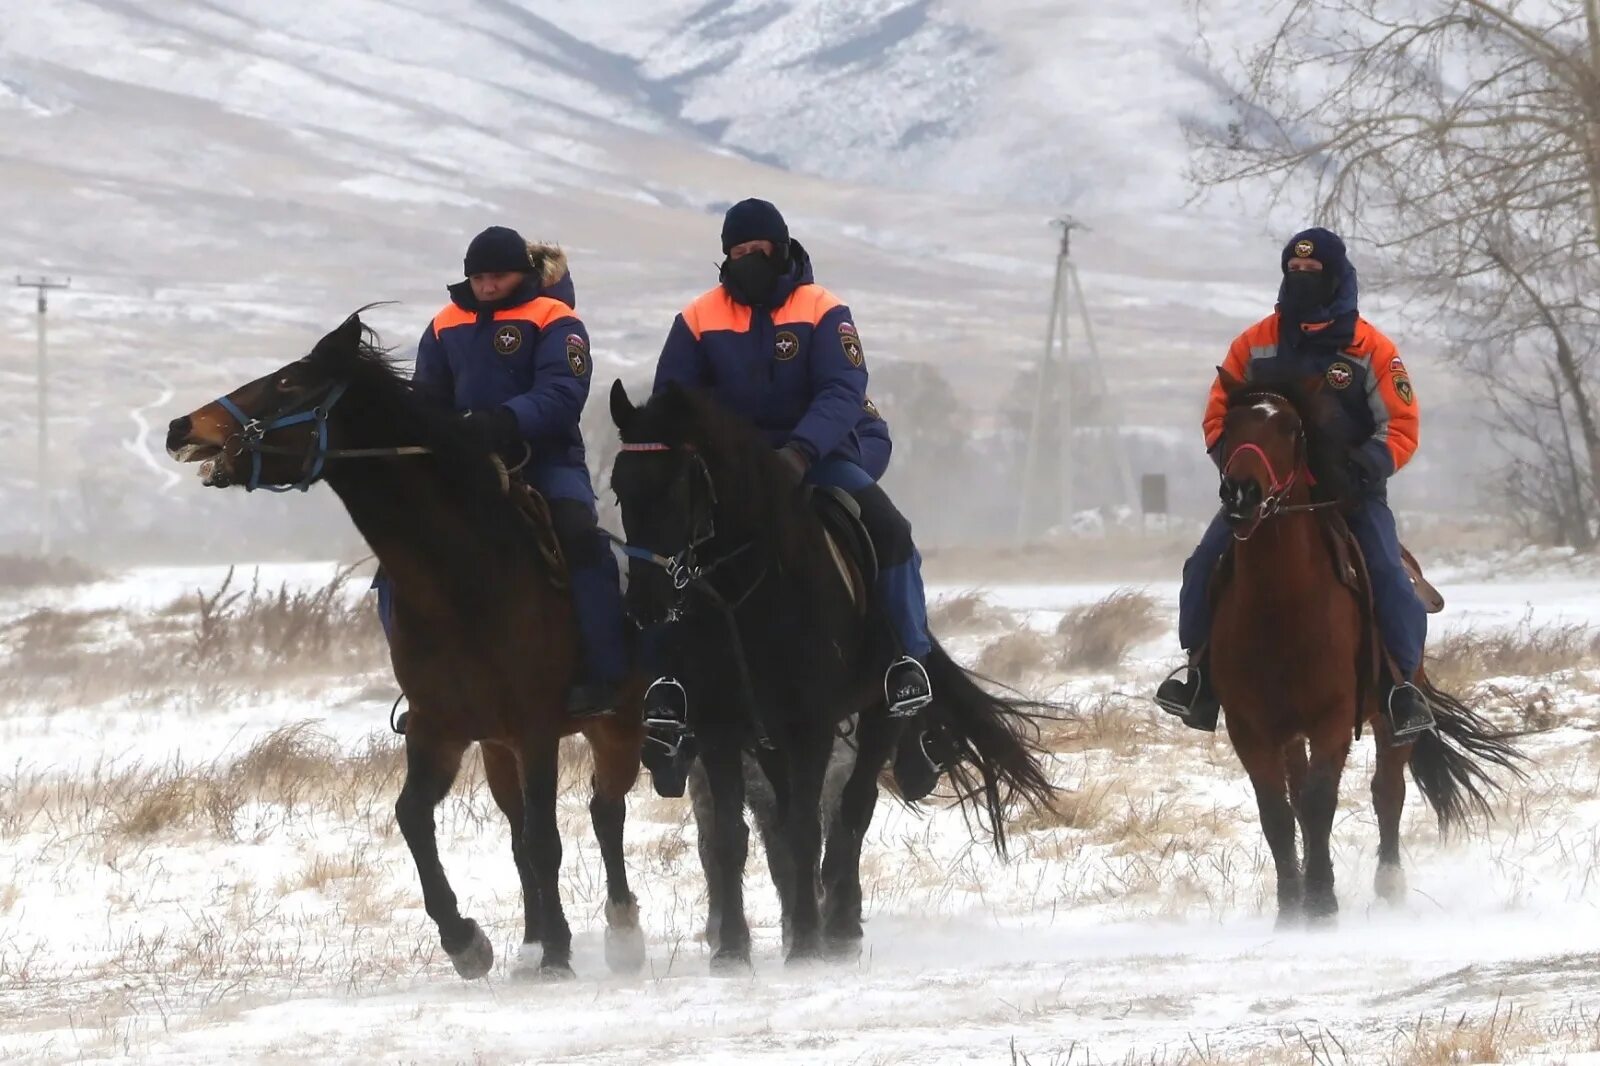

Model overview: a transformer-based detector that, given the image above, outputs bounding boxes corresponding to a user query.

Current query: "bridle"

[1220,396,1337,540]
[606,442,757,605]
[213,380,430,492]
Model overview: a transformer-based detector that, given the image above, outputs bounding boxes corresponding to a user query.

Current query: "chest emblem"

[493,324,524,356]
[1325,360,1353,390]
[774,330,800,361]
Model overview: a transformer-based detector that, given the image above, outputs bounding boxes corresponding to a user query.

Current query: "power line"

[15,276,70,555]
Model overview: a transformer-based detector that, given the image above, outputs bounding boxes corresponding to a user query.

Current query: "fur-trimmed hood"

[447,240,576,312]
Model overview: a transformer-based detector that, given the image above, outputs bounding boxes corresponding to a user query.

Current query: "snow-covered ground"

[2,561,1598,1064]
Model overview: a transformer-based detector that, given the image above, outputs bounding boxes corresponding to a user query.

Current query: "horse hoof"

[447,920,494,980]
[709,948,751,975]
[510,941,544,980]
[1375,863,1408,905]
[538,960,576,981]
[604,901,647,974]
[823,935,863,964]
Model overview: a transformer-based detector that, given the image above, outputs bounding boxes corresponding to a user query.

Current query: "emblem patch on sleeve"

[493,324,524,356]
[1325,361,1353,390]
[774,330,800,361]
[839,321,864,367]
[1394,374,1414,405]
[566,333,589,376]
[863,397,881,419]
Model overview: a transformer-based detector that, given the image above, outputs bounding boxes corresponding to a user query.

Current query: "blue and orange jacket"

[1204,313,1419,482]
[652,241,888,470]
[414,246,591,469]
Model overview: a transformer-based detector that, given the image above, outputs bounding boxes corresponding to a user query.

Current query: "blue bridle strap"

[215,381,350,493]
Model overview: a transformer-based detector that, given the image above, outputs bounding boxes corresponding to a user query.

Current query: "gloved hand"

[461,406,521,451]
[776,444,810,485]
[1345,446,1379,491]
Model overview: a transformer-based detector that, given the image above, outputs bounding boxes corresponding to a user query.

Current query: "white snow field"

[2,562,1598,1064]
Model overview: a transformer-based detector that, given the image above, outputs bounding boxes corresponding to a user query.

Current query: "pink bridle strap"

[1223,442,1296,496]
[620,442,673,453]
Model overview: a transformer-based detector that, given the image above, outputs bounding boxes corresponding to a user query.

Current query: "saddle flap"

[1401,546,1444,614]
[809,486,877,611]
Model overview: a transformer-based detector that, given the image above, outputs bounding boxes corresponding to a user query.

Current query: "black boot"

[1383,681,1436,746]
[1155,658,1220,732]
[892,717,955,802]
[640,677,695,798]
[885,656,933,717]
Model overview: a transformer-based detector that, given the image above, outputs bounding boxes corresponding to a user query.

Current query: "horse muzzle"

[165,414,234,486]
[1219,476,1263,528]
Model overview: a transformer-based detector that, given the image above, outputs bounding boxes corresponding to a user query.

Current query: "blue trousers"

[807,457,932,661]
[1177,499,1426,677]
[375,460,628,685]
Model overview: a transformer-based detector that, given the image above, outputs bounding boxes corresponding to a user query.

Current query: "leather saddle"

[808,486,877,613]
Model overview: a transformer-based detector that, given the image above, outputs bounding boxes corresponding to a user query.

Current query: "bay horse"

[607,380,1056,967]
[165,310,646,980]
[1210,369,1523,925]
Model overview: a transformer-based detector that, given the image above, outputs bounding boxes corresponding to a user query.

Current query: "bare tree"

[1188,0,1600,544]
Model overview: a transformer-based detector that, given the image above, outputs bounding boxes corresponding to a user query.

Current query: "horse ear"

[609,378,634,429]
[1216,366,1246,394]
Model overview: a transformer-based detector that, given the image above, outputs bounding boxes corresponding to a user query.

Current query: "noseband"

[607,442,751,601]
[1221,398,1336,540]
[213,381,430,492]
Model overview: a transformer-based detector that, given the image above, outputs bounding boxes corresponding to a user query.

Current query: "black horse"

[167,312,647,981]
[608,381,1056,967]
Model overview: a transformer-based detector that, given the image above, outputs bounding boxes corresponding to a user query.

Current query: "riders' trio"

[403,204,1437,782]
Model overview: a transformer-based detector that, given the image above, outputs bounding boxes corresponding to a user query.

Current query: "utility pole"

[15,276,70,555]
[1015,220,1136,542]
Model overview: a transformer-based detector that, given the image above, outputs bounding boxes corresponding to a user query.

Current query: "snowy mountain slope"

[0,0,1482,552]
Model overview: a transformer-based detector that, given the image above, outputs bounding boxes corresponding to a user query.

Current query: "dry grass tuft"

[1056,588,1163,672]
[1012,779,1116,832]
[929,590,1018,635]
[1039,694,1161,756]
[0,553,101,589]
[1428,614,1600,691]
[976,628,1056,685]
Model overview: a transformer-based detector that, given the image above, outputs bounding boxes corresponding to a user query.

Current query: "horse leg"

[745,752,798,956]
[1300,721,1354,924]
[395,733,492,978]
[687,759,725,954]
[782,738,829,964]
[821,715,902,958]
[588,722,646,974]
[700,734,752,970]
[1232,731,1303,927]
[1370,715,1410,905]
[520,736,574,978]
[481,743,542,974]
[1284,739,1309,826]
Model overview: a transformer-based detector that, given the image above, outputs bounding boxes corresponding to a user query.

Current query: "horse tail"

[924,639,1058,858]
[1406,672,1527,835]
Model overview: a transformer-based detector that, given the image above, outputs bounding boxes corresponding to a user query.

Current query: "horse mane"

[306,310,540,566]
[1225,376,1354,502]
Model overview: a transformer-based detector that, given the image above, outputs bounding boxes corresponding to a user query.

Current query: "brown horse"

[1209,370,1523,925]
[165,310,646,979]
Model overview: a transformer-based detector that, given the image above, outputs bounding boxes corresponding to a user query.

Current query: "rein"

[214,380,432,492]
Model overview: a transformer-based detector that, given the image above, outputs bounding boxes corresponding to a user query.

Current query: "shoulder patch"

[493,323,524,356]
[839,321,864,368]
[1394,373,1414,406]
[863,397,880,419]
[1325,360,1353,390]
[566,335,589,377]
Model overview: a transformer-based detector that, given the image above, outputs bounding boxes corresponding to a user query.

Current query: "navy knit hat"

[1281,227,1348,277]
[720,199,789,254]
[463,226,533,276]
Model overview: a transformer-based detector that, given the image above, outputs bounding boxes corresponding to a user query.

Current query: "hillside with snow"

[0,0,1481,554]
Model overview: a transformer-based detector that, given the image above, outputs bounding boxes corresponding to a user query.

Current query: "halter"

[1220,397,1337,540]
[213,380,430,492]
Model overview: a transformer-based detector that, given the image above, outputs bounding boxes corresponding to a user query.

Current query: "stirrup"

[885,656,933,718]
[643,676,691,757]
[1384,681,1436,743]
[1153,663,1199,717]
